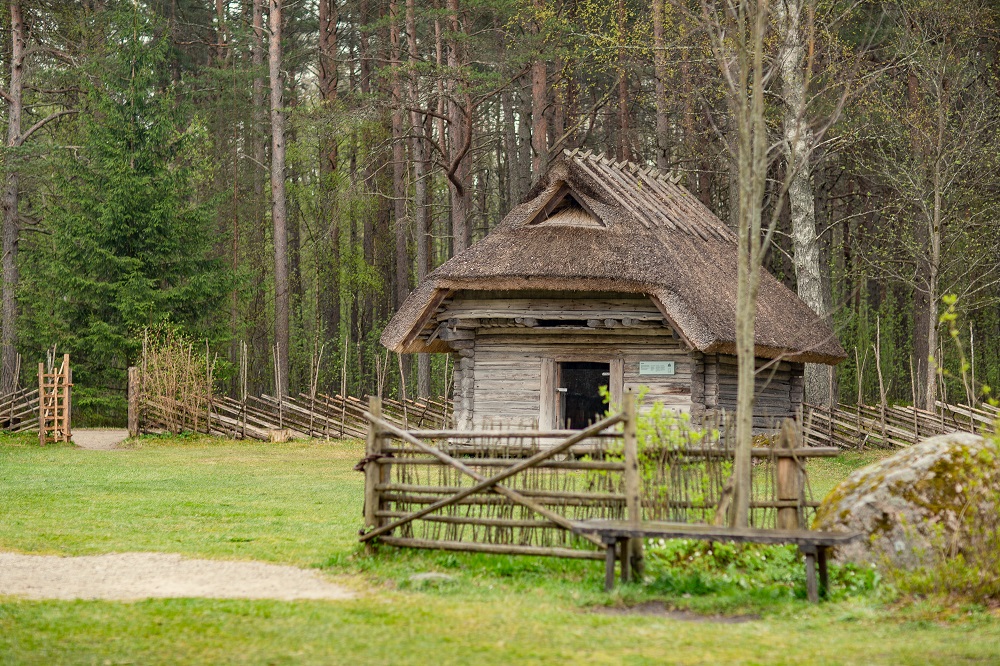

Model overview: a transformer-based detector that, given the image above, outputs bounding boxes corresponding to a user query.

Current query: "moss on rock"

[813,433,999,566]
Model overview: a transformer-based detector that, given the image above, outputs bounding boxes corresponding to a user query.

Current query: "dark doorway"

[559,361,610,429]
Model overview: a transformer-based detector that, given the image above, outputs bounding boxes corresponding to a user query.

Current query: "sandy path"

[72,429,129,450]
[0,552,355,601]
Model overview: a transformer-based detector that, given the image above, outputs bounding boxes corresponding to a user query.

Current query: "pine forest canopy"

[1,0,999,424]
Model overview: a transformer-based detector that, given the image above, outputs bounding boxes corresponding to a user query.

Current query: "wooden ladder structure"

[38,353,72,445]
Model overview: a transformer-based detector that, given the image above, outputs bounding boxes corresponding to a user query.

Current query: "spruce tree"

[27,8,228,415]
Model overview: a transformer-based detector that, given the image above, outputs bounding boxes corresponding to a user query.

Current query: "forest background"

[2,0,999,424]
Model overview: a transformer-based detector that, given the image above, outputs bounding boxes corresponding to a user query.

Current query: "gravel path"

[72,429,130,450]
[0,552,355,601]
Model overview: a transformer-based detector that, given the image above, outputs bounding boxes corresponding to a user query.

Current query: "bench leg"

[604,541,616,592]
[818,546,829,600]
[620,538,631,583]
[804,550,818,603]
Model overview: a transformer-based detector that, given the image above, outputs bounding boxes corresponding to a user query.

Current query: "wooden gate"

[38,353,72,445]
[358,395,639,560]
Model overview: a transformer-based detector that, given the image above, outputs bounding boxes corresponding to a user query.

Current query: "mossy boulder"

[814,433,1000,565]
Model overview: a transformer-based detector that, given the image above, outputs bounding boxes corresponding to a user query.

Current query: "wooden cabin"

[382,150,846,430]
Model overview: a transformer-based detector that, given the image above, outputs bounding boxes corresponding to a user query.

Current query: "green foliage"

[20,8,228,414]
[597,387,726,520]
[645,540,880,603]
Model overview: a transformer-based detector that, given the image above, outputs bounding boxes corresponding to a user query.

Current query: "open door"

[558,361,610,429]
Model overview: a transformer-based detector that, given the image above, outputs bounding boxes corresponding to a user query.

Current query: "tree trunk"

[531,60,547,176]
[924,138,943,411]
[446,0,470,254]
[1,0,25,395]
[728,2,770,529]
[390,0,411,382]
[268,0,290,395]
[517,85,533,198]
[318,0,340,348]
[652,0,670,170]
[407,0,432,397]
[615,0,630,162]
[777,0,831,407]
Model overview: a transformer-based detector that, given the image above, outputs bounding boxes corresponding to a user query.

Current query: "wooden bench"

[572,519,862,603]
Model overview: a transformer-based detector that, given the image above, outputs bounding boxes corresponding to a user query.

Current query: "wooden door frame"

[539,356,624,428]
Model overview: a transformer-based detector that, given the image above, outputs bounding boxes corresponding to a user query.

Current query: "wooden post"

[803,546,819,603]
[62,355,71,442]
[128,366,140,438]
[622,391,644,580]
[37,362,45,447]
[363,396,384,550]
[776,419,802,530]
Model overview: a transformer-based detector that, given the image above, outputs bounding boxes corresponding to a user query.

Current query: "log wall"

[438,295,694,429]
[701,353,805,428]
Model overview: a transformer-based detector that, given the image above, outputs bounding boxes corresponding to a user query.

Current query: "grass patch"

[2,435,998,664]
[807,448,896,501]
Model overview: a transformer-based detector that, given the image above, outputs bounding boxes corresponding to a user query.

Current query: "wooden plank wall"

[702,353,805,428]
[472,331,691,429]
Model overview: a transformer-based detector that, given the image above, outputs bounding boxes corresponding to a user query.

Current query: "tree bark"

[652,0,670,170]
[268,0,290,395]
[390,0,411,382]
[1,0,25,395]
[724,1,771,528]
[407,0,432,397]
[529,0,548,176]
[531,63,547,175]
[616,0,630,161]
[777,0,831,407]
[318,0,340,348]
[446,0,470,254]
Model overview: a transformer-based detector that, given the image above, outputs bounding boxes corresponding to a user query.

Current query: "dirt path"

[72,429,129,450]
[0,552,356,601]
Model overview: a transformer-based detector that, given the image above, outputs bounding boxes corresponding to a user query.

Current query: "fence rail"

[132,360,453,440]
[0,386,39,433]
[804,401,997,449]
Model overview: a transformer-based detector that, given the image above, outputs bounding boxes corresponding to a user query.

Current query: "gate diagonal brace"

[358,414,625,547]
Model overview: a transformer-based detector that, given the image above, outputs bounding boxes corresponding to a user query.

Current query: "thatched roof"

[382,150,846,365]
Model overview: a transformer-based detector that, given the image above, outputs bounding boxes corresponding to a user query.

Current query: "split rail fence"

[130,362,452,440]
[0,353,72,444]
[358,396,838,559]
[804,401,998,449]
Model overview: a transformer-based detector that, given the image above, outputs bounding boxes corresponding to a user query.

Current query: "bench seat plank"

[572,519,861,547]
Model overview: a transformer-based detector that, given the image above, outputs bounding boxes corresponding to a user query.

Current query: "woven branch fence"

[359,398,838,559]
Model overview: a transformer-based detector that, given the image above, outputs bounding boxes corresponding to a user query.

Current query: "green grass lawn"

[1,434,998,665]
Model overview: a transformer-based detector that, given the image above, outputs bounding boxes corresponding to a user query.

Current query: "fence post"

[62,354,71,443]
[363,396,384,551]
[623,391,644,579]
[128,366,140,438]
[37,362,45,447]
[776,419,802,530]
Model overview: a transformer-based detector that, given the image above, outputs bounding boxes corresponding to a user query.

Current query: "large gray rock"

[813,433,1000,565]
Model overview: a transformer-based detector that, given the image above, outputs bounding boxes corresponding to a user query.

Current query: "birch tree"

[776,0,832,407]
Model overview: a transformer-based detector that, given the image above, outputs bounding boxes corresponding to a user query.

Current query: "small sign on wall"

[639,360,675,376]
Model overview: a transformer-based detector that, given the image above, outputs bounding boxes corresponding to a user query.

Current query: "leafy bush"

[645,539,880,601]
[596,387,728,522]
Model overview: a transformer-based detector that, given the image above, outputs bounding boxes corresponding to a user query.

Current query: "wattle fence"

[357,397,837,559]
